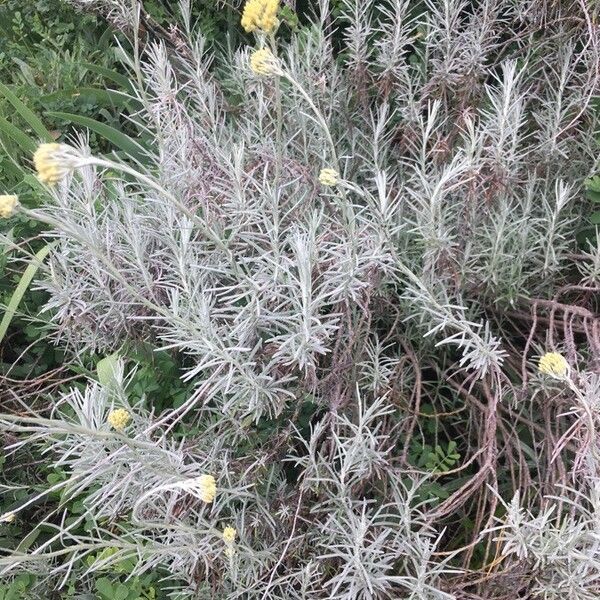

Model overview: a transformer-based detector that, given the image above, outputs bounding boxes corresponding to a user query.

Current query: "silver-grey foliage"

[2,0,600,597]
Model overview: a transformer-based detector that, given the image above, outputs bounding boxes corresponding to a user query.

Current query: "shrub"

[1,1,600,598]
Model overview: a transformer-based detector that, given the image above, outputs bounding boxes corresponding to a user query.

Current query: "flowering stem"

[268,33,284,190]
[281,73,356,236]
[281,74,338,167]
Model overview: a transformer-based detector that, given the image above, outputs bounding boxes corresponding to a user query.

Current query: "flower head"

[318,168,339,187]
[223,525,237,544]
[107,408,131,431]
[241,0,279,33]
[0,512,15,523]
[33,143,80,185]
[538,352,569,378]
[0,195,19,218]
[196,474,217,503]
[250,48,279,76]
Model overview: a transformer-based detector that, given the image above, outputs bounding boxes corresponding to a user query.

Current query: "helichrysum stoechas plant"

[3,0,600,598]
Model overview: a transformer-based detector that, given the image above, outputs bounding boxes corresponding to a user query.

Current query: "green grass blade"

[46,111,147,162]
[40,87,139,110]
[0,82,53,142]
[0,116,37,153]
[78,62,133,91]
[0,242,57,346]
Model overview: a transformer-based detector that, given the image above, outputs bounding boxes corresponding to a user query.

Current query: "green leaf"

[79,62,133,91]
[585,175,600,192]
[0,115,37,153]
[97,352,121,389]
[11,58,37,88]
[0,82,53,142]
[590,212,600,224]
[587,190,600,203]
[14,528,41,553]
[45,111,146,162]
[95,578,114,599]
[0,242,56,346]
[115,584,130,600]
[40,87,138,110]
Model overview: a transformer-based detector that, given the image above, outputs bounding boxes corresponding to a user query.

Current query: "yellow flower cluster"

[318,168,339,187]
[223,525,237,544]
[241,0,279,33]
[0,195,19,218]
[33,143,74,185]
[250,48,278,76]
[107,408,131,431]
[197,474,217,503]
[538,352,568,378]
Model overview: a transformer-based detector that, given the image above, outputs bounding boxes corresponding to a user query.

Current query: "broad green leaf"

[98,26,116,49]
[0,160,24,181]
[585,175,600,192]
[46,111,146,162]
[587,190,600,203]
[114,584,130,600]
[0,82,52,142]
[95,578,114,599]
[0,242,56,346]
[97,352,121,388]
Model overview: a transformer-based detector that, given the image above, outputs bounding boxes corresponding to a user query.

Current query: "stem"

[269,33,284,190]
[281,73,356,236]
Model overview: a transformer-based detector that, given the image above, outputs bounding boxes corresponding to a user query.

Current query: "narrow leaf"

[0,116,37,153]
[0,242,56,346]
[45,111,146,162]
[79,62,133,91]
[0,82,52,142]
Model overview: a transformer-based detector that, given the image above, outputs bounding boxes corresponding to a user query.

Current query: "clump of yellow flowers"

[107,408,131,431]
[318,168,339,187]
[33,143,78,185]
[197,474,217,503]
[223,525,236,558]
[223,525,236,544]
[538,352,569,378]
[0,195,19,218]
[250,48,278,76]
[241,0,279,34]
